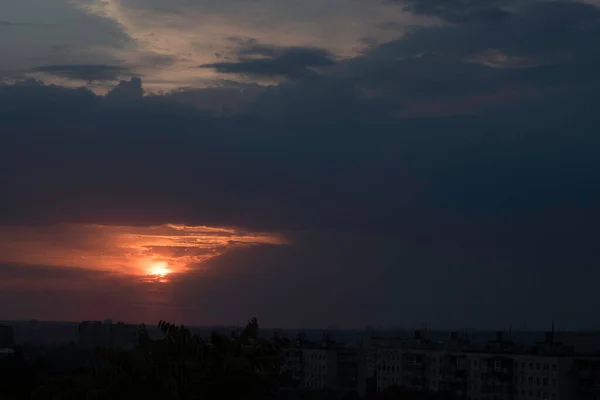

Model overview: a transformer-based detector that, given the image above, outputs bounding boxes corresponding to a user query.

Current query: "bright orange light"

[148,262,171,277]
[0,224,288,281]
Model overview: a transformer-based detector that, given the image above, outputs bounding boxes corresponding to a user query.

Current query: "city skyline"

[2,0,600,329]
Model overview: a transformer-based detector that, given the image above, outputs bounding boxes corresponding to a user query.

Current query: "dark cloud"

[141,54,177,68]
[0,262,173,323]
[200,44,336,79]
[170,228,600,329]
[0,262,109,280]
[335,0,600,117]
[2,0,600,328]
[380,1,600,61]
[390,0,515,23]
[0,20,59,27]
[30,64,134,82]
[157,80,265,114]
[105,76,144,101]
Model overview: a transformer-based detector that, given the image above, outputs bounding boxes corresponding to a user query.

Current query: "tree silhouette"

[32,318,285,400]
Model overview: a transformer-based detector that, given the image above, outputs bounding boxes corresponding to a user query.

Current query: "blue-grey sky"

[1,0,600,330]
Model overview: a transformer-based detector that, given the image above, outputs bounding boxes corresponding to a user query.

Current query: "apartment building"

[571,356,600,400]
[375,330,447,393]
[284,348,304,387]
[301,347,338,390]
[511,354,572,400]
[285,329,600,400]
[283,337,366,396]
[391,330,600,400]
[437,352,468,396]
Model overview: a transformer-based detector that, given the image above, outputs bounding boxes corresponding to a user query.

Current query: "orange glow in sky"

[149,262,171,277]
[0,224,287,283]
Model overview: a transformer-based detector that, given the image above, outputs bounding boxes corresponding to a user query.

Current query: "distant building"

[556,332,597,354]
[283,336,367,397]
[571,356,600,400]
[78,320,137,349]
[0,348,14,359]
[0,325,14,348]
[337,348,360,394]
[284,348,304,387]
[302,347,337,390]
[282,328,600,400]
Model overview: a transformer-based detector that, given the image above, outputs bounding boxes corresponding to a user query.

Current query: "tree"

[33,317,285,400]
[0,346,44,400]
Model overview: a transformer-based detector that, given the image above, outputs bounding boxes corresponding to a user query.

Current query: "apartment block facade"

[284,329,600,400]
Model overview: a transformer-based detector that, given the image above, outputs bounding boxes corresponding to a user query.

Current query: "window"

[543,378,548,387]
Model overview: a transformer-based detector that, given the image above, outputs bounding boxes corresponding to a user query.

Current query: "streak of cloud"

[0,224,287,278]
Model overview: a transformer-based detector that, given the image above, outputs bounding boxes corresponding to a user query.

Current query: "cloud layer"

[0,224,286,276]
[200,44,336,79]
[1,0,600,329]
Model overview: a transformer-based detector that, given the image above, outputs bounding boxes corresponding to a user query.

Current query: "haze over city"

[1,0,600,330]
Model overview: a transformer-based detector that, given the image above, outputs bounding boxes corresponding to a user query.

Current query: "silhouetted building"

[284,348,304,387]
[302,347,338,390]
[284,337,368,397]
[0,348,14,359]
[78,320,137,349]
[572,357,600,400]
[0,325,14,348]
[283,328,600,399]
[337,348,360,394]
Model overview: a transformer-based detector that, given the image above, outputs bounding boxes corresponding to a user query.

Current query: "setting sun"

[149,262,171,277]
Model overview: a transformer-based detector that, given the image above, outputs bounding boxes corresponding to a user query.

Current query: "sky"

[1,0,600,330]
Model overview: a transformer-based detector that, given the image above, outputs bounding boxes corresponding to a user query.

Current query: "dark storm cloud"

[0,0,597,234]
[2,0,600,328]
[380,1,600,61]
[336,0,600,114]
[0,262,109,280]
[200,44,335,78]
[30,64,134,82]
[1,75,599,232]
[171,228,600,329]
[389,0,515,23]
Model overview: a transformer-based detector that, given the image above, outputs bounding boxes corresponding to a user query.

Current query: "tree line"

[0,317,457,400]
